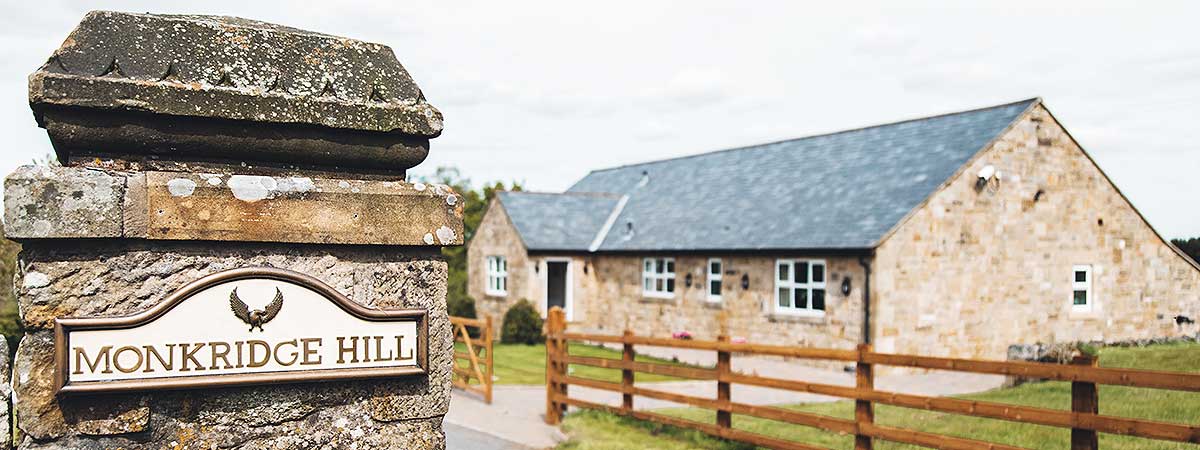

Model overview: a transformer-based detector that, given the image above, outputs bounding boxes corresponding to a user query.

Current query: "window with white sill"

[707,258,723,302]
[485,256,507,296]
[1072,265,1092,311]
[775,259,826,315]
[642,257,675,298]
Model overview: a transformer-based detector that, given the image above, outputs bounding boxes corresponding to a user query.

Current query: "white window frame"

[485,255,508,296]
[1072,264,1092,312]
[774,259,827,317]
[642,257,676,299]
[707,258,723,302]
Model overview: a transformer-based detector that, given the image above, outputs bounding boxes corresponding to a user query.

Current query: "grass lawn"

[454,341,706,385]
[559,342,1200,449]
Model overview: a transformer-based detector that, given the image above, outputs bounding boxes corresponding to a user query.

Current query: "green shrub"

[448,294,477,320]
[501,299,544,345]
[447,294,480,338]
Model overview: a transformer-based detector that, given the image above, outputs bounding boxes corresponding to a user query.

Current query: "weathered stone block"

[139,171,464,245]
[30,11,443,173]
[3,166,123,239]
[0,339,11,450]
[4,166,464,246]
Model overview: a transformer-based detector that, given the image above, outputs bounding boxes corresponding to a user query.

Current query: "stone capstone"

[30,11,442,172]
[3,165,464,246]
[12,242,452,448]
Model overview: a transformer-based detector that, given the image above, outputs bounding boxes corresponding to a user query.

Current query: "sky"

[0,1,1197,238]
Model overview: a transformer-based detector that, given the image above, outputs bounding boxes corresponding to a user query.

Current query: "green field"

[559,342,1200,450]
[454,342,705,385]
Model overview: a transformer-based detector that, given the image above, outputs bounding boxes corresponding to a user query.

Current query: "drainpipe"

[858,257,872,345]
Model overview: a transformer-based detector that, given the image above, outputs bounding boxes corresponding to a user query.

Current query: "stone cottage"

[468,98,1200,360]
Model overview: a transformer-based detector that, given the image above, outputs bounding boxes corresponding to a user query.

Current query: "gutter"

[858,256,872,345]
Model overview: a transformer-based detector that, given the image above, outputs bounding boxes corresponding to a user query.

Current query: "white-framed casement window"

[707,258,723,302]
[642,257,676,298]
[775,259,826,316]
[485,256,508,296]
[1072,265,1092,311]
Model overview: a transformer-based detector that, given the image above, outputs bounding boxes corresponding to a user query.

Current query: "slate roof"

[497,191,622,251]
[501,99,1038,252]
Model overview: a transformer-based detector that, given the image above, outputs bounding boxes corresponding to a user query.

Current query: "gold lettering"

[337,336,359,363]
[143,344,174,373]
[247,340,270,368]
[395,336,415,362]
[374,336,393,362]
[234,341,245,368]
[179,343,206,371]
[273,339,299,366]
[73,346,113,374]
[362,335,371,362]
[300,338,322,366]
[209,342,233,370]
[112,346,143,374]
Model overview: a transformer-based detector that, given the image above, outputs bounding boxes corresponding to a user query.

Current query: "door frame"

[542,257,573,322]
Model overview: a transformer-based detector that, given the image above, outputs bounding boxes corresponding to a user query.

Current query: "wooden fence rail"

[450,315,493,404]
[542,307,1200,450]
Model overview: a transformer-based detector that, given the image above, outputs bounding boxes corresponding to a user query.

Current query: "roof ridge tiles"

[582,98,1041,176]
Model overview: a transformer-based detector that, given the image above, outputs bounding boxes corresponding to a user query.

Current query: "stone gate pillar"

[4,11,461,449]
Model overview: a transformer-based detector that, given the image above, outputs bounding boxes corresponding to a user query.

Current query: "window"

[707,258,723,302]
[642,257,676,298]
[1072,265,1092,311]
[485,256,507,296]
[775,259,826,315]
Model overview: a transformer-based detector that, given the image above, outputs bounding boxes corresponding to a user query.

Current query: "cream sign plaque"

[54,267,427,395]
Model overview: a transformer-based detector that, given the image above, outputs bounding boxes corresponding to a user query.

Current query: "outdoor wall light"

[841,277,852,295]
[741,273,750,290]
[685,273,693,287]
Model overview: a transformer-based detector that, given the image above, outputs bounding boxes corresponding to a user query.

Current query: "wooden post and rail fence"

[450,315,494,404]
[543,307,1200,450]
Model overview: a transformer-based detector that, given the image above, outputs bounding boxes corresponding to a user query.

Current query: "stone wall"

[578,255,866,354]
[12,240,451,449]
[872,103,1200,360]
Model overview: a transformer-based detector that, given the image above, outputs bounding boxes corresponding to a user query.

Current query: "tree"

[0,216,21,353]
[1172,237,1200,266]
[412,167,522,315]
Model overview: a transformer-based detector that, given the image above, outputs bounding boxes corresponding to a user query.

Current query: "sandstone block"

[4,166,464,246]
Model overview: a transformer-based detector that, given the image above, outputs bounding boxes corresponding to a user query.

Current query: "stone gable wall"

[872,104,1200,360]
[467,198,534,328]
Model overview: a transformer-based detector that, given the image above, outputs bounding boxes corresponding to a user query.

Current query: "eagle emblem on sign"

[230,287,284,332]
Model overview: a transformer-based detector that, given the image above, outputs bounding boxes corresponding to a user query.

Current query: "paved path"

[446,390,566,449]
[445,422,533,450]
[445,351,1007,449]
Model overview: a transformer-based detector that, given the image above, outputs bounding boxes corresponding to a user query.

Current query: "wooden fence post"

[1071,354,1099,450]
[558,310,569,418]
[622,329,635,412]
[485,315,494,404]
[855,343,874,450]
[716,334,732,430]
[545,307,567,424]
